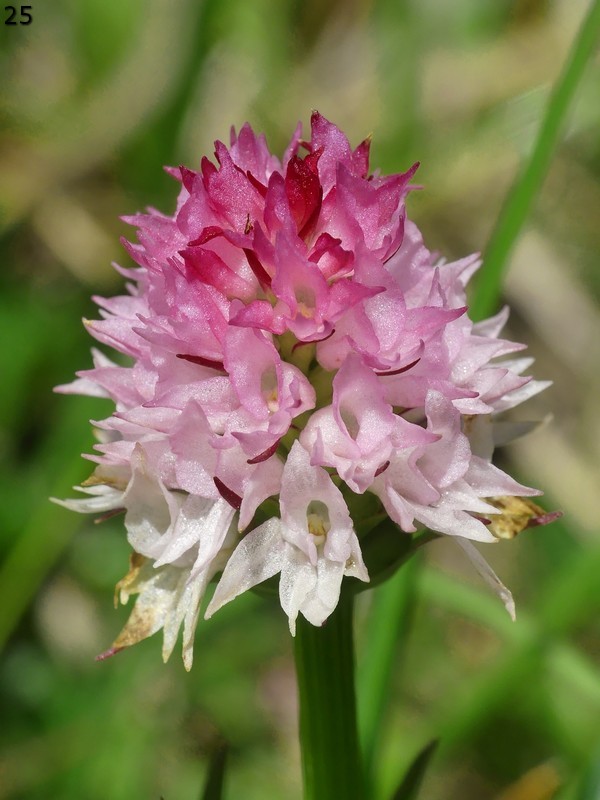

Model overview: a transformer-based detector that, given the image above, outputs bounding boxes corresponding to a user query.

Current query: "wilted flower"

[55,113,556,669]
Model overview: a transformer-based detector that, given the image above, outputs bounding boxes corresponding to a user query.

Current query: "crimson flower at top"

[55,112,556,669]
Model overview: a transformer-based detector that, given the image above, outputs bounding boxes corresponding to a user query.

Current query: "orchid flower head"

[54,112,557,668]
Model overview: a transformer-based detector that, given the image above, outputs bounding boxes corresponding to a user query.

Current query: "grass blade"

[390,739,439,800]
[201,744,229,800]
[358,555,422,790]
[470,0,600,320]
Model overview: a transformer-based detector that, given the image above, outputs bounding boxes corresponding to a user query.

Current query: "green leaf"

[358,555,422,789]
[577,749,600,800]
[201,744,229,800]
[390,739,439,800]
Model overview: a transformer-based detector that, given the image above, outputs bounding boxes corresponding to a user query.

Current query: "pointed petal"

[456,538,516,620]
[205,519,285,618]
[51,484,124,514]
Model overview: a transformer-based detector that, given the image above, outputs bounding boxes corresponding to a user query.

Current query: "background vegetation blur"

[1,0,599,798]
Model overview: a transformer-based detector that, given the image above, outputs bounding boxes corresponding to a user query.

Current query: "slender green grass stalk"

[201,745,229,800]
[294,591,365,800]
[390,740,439,800]
[470,0,600,321]
[578,747,600,800]
[357,555,421,792]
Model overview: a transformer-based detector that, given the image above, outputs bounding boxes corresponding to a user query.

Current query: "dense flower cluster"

[56,113,553,669]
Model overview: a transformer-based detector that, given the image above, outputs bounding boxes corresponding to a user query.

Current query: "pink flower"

[55,113,556,668]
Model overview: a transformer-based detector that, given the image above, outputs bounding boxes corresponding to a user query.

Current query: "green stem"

[470,0,600,321]
[294,591,365,800]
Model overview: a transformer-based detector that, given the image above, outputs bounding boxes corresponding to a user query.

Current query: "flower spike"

[55,113,557,667]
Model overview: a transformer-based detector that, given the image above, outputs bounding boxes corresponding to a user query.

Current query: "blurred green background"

[1,1,599,798]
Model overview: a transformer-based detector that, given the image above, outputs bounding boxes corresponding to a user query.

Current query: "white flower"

[206,442,369,633]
